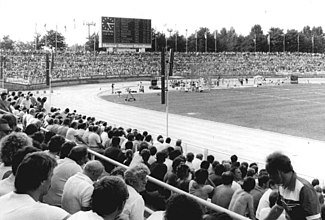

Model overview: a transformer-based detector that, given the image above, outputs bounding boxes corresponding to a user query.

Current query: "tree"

[85,33,99,52]
[39,30,67,50]
[249,24,268,52]
[0,35,15,50]
[285,29,299,52]
[15,41,35,51]
[268,27,284,52]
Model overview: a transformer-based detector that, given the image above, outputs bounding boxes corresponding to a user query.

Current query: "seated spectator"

[0,152,69,219]
[228,177,256,219]
[250,174,269,212]
[0,132,33,179]
[61,160,104,214]
[147,193,203,220]
[120,163,150,220]
[259,190,286,220]
[45,135,66,160]
[255,180,278,220]
[68,176,129,220]
[189,168,214,201]
[209,164,225,187]
[43,145,88,207]
[176,164,191,193]
[211,171,235,209]
[0,118,12,140]
[0,146,39,196]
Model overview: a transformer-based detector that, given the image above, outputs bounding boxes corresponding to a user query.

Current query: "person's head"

[242,177,256,192]
[111,136,120,147]
[195,168,209,185]
[258,174,270,188]
[24,123,39,136]
[31,131,45,145]
[165,194,203,220]
[172,156,186,173]
[207,155,214,164]
[48,135,66,155]
[266,152,293,185]
[1,92,7,101]
[196,153,203,160]
[44,131,56,144]
[169,149,182,160]
[200,160,210,170]
[149,146,157,156]
[15,152,57,196]
[12,146,40,176]
[246,167,255,177]
[312,178,320,187]
[2,114,17,131]
[83,160,104,181]
[176,164,190,180]
[140,148,150,163]
[138,141,149,152]
[68,145,88,166]
[230,154,238,163]
[144,134,152,142]
[0,132,33,166]
[156,151,167,163]
[220,171,234,186]
[186,152,194,162]
[0,118,12,139]
[59,141,77,159]
[92,176,129,219]
[110,166,126,179]
[214,164,225,176]
[231,167,242,181]
[124,163,150,192]
[125,141,133,151]
[175,139,182,146]
[165,137,171,144]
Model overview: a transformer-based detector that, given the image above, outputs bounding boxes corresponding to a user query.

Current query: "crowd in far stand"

[2,51,325,84]
[0,90,324,220]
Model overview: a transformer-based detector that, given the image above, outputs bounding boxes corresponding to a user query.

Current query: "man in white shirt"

[61,160,104,214]
[0,152,70,220]
[68,176,129,220]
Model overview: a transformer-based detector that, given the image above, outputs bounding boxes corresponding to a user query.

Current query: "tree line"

[1,24,324,53]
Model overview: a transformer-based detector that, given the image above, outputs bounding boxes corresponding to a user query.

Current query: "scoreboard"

[100,16,152,49]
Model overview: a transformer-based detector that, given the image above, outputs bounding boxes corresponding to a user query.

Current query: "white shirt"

[66,128,78,142]
[100,132,108,145]
[259,207,287,220]
[62,172,93,214]
[146,211,165,220]
[68,210,103,220]
[0,192,69,220]
[120,185,145,220]
[43,158,82,207]
[0,163,11,180]
[0,174,15,197]
[88,132,101,148]
[256,188,273,219]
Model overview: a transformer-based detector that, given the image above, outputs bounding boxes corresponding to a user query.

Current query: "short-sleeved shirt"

[0,192,69,220]
[0,174,15,197]
[277,173,321,220]
[68,210,103,220]
[61,172,93,214]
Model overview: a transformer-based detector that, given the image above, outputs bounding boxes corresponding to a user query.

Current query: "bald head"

[84,160,104,181]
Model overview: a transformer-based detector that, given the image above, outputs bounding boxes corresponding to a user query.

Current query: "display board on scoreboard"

[100,16,152,49]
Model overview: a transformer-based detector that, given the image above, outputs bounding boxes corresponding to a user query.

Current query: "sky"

[0,0,324,46]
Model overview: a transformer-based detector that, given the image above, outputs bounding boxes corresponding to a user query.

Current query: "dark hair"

[221,171,234,185]
[200,160,210,170]
[176,164,190,179]
[125,141,133,151]
[92,176,129,217]
[195,168,209,185]
[186,152,194,162]
[165,137,171,143]
[266,152,293,175]
[24,124,38,136]
[44,131,56,144]
[172,157,185,173]
[111,136,120,147]
[68,145,88,164]
[2,114,17,130]
[60,141,77,159]
[12,146,40,175]
[15,152,57,193]
[31,131,45,144]
[169,150,182,160]
[258,175,270,187]
[144,134,152,142]
[230,154,238,163]
[149,146,157,156]
[165,194,203,220]
[207,155,214,164]
[156,151,167,163]
[312,178,320,187]
[269,190,279,207]
[242,177,256,192]
[141,149,150,162]
[48,135,66,153]
[214,164,225,176]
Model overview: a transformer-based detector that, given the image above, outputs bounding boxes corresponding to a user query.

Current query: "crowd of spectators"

[0,90,324,220]
[2,51,325,85]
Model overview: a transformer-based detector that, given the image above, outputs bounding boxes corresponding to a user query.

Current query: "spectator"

[61,160,104,214]
[0,92,12,113]
[147,193,203,220]
[0,146,39,196]
[209,164,225,187]
[228,177,256,219]
[255,180,278,220]
[189,168,214,201]
[0,152,69,219]
[43,145,88,207]
[0,132,33,179]
[211,171,235,209]
[121,163,150,220]
[250,174,269,212]
[0,118,11,140]
[46,135,66,159]
[259,190,286,220]
[68,176,129,220]
[264,152,321,220]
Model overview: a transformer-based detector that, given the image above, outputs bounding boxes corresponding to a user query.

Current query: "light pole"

[84,21,96,52]
[283,33,285,53]
[214,31,217,53]
[312,35,314,53]
[175,31,178,52]
[297,33,300,52]
[167,28,173,50]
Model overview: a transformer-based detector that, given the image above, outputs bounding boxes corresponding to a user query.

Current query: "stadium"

[1,11,325,220]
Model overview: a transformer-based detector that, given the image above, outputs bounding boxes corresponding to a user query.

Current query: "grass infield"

[101,84,325,142]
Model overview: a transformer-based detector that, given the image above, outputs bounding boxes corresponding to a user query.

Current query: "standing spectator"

[0,152,69,219]
[264,152,321,220]
[174,139,183,154]
[61,160,104,214]
[68,176,129,220]
[121,163,150,220]
[228,177,256,219]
